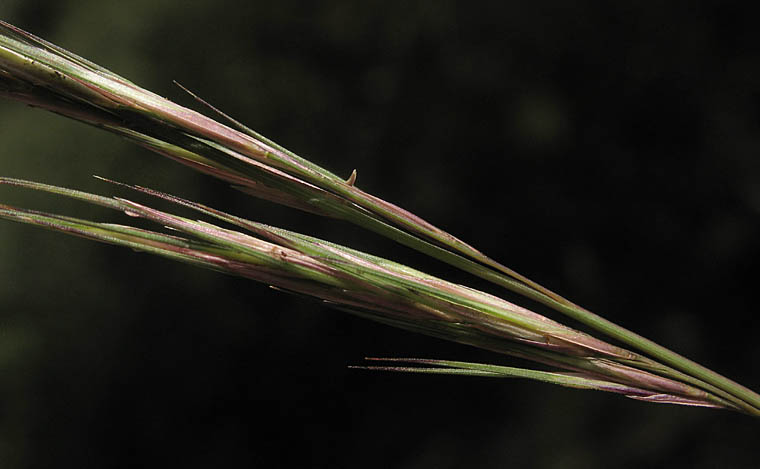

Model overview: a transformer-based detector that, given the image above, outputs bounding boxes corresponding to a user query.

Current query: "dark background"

[1,1,759,467]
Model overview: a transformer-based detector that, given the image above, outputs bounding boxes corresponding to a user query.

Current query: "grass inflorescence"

[1,20,759,416]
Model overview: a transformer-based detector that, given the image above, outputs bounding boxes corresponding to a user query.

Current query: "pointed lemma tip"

[93,174,121,186]
[346,169,357,187]
[364,357,382,361]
